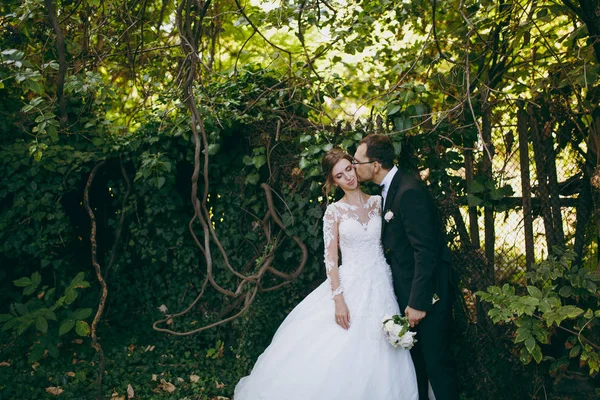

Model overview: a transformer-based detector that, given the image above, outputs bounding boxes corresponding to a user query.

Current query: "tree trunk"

[529,104,559,254]
[482,103,495,284]
[465,146,480,249]
[517,103,534,269]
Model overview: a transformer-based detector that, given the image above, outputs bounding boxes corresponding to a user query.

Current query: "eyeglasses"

[351,160,376,166]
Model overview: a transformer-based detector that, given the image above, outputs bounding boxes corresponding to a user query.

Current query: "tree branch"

[44,0,68,126]
[83,161,107,400]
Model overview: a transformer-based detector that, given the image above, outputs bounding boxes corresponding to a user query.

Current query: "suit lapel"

[381,168,403,236]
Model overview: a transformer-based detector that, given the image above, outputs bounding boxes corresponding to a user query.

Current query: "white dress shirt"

[380,166,398,208]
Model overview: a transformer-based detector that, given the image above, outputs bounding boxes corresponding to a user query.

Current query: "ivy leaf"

[14,303,28,316]
[466,194,483,207]
[514,327,532,343]
[252,155,267,169]
[569,345,581,358]
[75,320,91,337]
[525,337,536,352]
[59,319,75,336]
[558,286,573,298]
[17,319,33,335]
[23,284,37,296]
[531,344,543,363]
[13,277,32,287]
[470,180,485,194]
[35,316,48,334]
[242,155,253,166]
[71,308,93,320]
[526,286,542,299]
[559,305,584,319]
[386,103,401,116]
[47,343,59,358]
[245,173,259,185]
[29,343,45,362]
[31,272,41,285]
[0,314,14,323]
[42,309,57,321]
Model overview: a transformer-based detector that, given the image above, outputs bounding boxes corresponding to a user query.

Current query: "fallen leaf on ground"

[72,339,83,344]
[215,381,225,389]
[158,304,168,313]
[176,377,184,383]
[158,379,176,393]
[127,384,134,398]
[65,372,75,377]
[32,362,40,371]
[166,318,173,325]
[128,344,135,352]
[144,345,155,352]
[111,390,125,399]
[46,387,64,396]
[190,374,200,383]
[151,374,158,381]
[0,361,11,367]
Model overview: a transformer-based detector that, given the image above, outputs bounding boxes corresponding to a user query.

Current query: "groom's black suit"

[381,169,458,400]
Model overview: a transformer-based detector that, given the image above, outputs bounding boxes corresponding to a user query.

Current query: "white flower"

[384,211,394,222]
[390,324,403,338]
[383,320,396,331]
[398,331,417,349]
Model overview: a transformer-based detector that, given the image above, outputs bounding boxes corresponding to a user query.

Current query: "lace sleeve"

[323,204,344,299]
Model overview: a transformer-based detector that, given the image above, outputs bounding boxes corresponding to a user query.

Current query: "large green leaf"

[59,319,75,336]
[13,277,32,287]
[35,316,48,334]
[75,320,91,337]
[72,308,93,320]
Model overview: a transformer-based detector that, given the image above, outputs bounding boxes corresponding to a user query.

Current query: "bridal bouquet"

[381,315,417,350]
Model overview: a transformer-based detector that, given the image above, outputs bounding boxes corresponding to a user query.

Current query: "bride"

[234,149,418,400]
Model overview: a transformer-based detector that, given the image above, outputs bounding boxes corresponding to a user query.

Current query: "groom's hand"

[405,306,426,328]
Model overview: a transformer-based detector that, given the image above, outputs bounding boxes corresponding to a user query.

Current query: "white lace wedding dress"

[234,195,418,400]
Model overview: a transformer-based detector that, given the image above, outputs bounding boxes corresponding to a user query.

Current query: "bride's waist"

[339,261,390,275]
[340,254,385,264]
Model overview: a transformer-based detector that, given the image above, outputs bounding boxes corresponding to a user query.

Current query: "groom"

[353,134,458,400]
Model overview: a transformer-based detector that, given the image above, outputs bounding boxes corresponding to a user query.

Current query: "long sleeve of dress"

[323,204,344,298]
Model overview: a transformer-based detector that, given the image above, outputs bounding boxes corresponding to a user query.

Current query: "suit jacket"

[381,169,453,313]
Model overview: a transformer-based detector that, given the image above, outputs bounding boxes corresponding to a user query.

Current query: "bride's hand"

[334,296,351,330]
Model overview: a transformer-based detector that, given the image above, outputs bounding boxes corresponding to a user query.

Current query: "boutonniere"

[384,210,394,222]
[432,293,440,305]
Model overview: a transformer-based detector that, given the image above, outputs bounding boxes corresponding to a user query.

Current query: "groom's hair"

[359,134,395,170]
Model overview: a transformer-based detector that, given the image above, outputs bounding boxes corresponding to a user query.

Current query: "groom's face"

[353,144,375,183]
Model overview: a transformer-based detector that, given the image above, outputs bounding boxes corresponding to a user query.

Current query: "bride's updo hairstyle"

[321,148,353,199]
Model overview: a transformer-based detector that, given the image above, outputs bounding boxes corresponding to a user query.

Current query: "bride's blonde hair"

[321,148,353,200]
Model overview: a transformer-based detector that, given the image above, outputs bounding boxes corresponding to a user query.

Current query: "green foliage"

[478,249,600,374]
[466,175,515,211]
[1,0,600,397]
[0,272,93,363]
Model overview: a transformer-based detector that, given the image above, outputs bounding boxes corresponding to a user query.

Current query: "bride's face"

[331,159,358,191]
